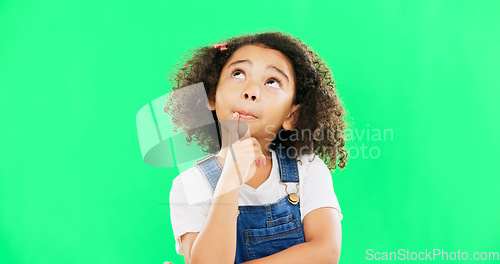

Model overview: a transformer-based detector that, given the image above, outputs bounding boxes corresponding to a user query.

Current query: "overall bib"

[194,146,306,263]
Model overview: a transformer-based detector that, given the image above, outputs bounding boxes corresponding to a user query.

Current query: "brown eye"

[231,69,245,79]
[266,78,282,89]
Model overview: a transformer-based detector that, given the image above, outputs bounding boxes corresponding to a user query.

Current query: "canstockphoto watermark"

[264,123,394,159]
[366,248,500,261]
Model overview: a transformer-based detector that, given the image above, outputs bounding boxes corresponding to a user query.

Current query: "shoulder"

[169,165,213,205]
[296,152,331,178]
[171,166,202,185]
[297,152,334,189]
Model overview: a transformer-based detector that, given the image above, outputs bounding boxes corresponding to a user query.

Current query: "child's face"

[209,44,301,141]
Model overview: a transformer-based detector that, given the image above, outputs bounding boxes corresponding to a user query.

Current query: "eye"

[231,69,245,79]
[266,78,283,89]
[231,69,283,89]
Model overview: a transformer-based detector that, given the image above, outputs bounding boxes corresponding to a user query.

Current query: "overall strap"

[274,146,299,183]
[194,154,222,193]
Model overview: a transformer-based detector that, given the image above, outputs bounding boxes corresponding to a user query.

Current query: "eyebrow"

[227,59,290,83]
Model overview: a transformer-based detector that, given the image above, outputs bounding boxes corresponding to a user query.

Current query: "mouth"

[234,110,258,120]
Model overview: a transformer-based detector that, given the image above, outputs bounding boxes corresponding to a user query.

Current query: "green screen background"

[1,0,499,263]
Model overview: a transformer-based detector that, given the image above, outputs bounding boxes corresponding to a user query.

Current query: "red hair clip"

[212,42,228,51]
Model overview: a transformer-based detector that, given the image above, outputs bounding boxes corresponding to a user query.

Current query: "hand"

[219,112,267,186]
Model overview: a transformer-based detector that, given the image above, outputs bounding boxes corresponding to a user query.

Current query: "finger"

[231,111,239,133]
[250,138,267,167]
[257,151,267,167]
[234,115,251,142]
[229,112,240,144]
[238,120,251,141]
[227,112,240,164]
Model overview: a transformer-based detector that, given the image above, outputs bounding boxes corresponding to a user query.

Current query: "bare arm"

[187,165,241,264]
[181,113,266,264]
[241,207,342,264]
[180,232,198,264]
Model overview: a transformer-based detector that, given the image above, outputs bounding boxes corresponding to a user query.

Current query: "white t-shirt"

[169,148,343,255]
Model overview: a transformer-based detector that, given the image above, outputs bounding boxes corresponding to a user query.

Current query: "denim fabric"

[194,146,306,263]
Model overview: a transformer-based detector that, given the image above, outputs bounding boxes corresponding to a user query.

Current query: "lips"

[234,110,258,119]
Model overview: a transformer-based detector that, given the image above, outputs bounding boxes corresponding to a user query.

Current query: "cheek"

[215,91,228,106]
[213,92,233,114]
[266,94,292,109]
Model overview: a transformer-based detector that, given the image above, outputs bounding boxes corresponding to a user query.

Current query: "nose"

[242,80,260,102]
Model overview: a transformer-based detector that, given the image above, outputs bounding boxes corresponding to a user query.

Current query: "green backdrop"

[1,0,499,263]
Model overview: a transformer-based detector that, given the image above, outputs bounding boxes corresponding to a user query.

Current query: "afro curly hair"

[164,31,351,171]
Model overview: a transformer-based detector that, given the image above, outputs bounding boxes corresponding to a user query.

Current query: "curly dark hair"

[164,31,351,171]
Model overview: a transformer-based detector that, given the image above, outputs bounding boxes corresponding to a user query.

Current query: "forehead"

[225,44,295,77]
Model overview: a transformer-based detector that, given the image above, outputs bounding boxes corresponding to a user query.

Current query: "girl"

[164,31,349,264]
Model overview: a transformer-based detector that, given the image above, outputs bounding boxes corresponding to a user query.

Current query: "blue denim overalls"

[194,146,306,263]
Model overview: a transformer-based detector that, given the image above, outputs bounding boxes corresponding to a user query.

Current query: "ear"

[283,104,302,130]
